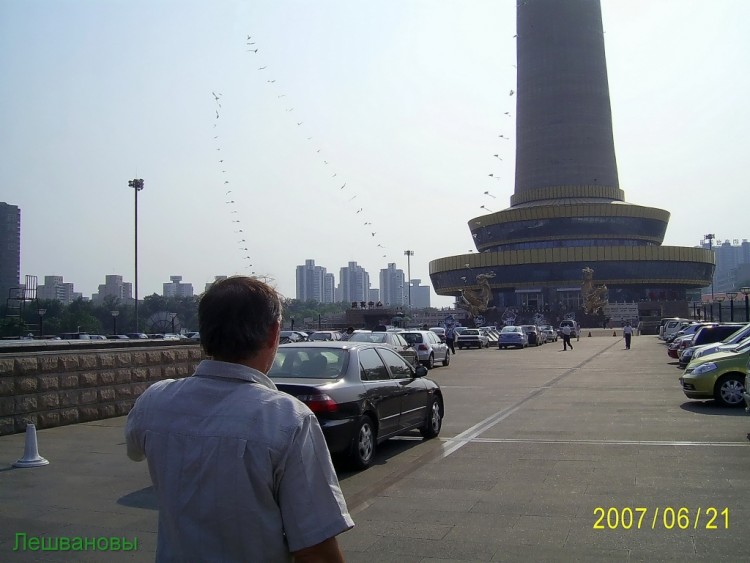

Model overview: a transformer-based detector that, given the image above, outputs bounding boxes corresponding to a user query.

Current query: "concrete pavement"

[1,334,749,561]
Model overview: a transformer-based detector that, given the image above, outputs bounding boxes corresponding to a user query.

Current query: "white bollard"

[13,423,49,468]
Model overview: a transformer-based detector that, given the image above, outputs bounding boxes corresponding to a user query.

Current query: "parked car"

[184,331,201,341]
[162,333,182,341]
[539,325,558,342]
[268,342,444,469]
[521,325,543,346]
[429,327,446,343]
[679,337,750,406]
[348,331,419,367]
[684,323,750,366]
[558,320,579,339]
[59,332,91,340]
[126,332,149,339]
[677,324,746,367]
[400,330,451,369]
[457,328,489,349]
[280,330,304,344]
[309,330,342,342]
[498,325,528,349]
[664,321,698,343]
[660,318,691,341]
[107,334,130,340]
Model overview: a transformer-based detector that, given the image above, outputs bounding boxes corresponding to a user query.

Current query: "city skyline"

[2,1,748,306]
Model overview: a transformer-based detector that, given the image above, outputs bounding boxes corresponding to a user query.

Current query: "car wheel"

[420,397,442,439]
[350,415,376,469]
[713,374,746,407]
[442,351,450,366]
[426,354,435,369]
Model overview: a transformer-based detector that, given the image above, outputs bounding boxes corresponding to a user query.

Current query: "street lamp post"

[404,250,414,308]
[38,308,46,338]
[715,296,725,323]
[169,312,177,334]
[726,291,738,322]
[741,287,750,322]
[128,178,144,332]
[704,233,715,301]
[111,310,119,335]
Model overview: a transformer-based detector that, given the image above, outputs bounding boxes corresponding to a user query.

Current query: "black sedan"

[268,342,444,469]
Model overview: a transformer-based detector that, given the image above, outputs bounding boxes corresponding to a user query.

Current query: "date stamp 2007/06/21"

[593,507,729,530]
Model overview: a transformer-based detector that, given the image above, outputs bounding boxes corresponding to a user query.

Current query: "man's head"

[199,276,283,365]
[345,326,354,335]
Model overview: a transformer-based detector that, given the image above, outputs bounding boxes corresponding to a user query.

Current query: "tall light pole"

[38,308,46,338]
[715,295,725,323]
[741,287,750,322]
[704,233,715,301]
[726,291,737,322]
[111,310,119,335]
[129,178,144,332]
[404,250,414,308]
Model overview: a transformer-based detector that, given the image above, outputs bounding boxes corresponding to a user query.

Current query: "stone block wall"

[0,346,204,435]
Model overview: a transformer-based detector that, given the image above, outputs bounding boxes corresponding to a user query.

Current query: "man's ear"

[266,319,281,348]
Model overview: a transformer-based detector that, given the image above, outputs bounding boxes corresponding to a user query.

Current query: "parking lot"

[1,333,749,561]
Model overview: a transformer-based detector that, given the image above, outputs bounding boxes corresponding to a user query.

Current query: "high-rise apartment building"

[379,263,405,307]
[92,275,133,304]
[37,275,80,304]
[163,275,194,298]
[0,202,21,301]
[409,279,431,309]
[339,261,370,304]
[700,239,750,293]
[296,259,331,302]
[205,276,227,293]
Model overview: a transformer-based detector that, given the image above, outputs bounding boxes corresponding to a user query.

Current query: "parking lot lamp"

[128,178,144,332]
[111,310,119,335]
[38,308,46,338]
[726,291,738,322]
[169,312,177,334]
[740,287,750,322]
[704,233,715,300]
[404,250,414,308]
[715,295,725,322]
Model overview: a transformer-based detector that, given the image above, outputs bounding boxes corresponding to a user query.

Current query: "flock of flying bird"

[212,33,518,274]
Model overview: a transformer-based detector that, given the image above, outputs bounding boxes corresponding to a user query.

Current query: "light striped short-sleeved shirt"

[126,359,353,562]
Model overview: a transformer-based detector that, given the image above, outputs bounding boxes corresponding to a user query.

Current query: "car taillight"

[418,344,429,351]
[296,393,338,413]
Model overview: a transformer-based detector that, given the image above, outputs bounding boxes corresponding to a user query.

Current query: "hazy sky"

[2,0,748,306]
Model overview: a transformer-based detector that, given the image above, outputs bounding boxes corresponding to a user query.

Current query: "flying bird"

[348,195,357,201]
[481,205,493,212]
[484,191,496,198]
[340,183,346,189]
[216,110,220,119]
[246,35,252,40]
[509,89,515,96]
[356,208,363,214]
[278,94,286,98]
[371,232,376,237]
[331,173,336,178]
[219,159,224,163]
[258,66,267,70]
[296,122,303,126]
[267,80,275,83]
[248,49,258,53]
[493,154,502,159]
[224,180,229,184]
[212,92,221,100]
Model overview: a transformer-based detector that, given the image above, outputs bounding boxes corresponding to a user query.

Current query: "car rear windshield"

[501,326,520,333]
[269,348,347,379]
[401,333,424,344]
[349,333,387,344]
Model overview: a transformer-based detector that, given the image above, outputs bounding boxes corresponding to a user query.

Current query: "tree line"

[0,295,350,338]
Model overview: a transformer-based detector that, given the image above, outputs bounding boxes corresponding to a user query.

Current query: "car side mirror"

[414,365,428,378]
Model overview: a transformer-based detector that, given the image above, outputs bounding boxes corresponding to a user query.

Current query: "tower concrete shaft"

[514,0,620,202]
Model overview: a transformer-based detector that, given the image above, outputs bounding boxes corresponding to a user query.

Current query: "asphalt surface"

[1,331,749,561]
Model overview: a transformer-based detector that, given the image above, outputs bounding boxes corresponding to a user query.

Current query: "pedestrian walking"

[126,276,353,562]
[445,325,457,354]
[562,324,573,350]
[623,321,633,349]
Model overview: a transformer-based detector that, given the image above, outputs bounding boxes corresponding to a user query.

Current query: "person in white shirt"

[126,276,353,562]
[562,325,573,350]
[623,321,634,349]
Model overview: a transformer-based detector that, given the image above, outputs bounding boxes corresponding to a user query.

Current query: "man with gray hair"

[126,276,353,561]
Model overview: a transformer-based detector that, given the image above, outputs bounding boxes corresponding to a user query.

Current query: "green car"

[679,338,750,406]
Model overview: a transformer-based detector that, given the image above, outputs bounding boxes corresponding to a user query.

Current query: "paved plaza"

[1,332,749,561]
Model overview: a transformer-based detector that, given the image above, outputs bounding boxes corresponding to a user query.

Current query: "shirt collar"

[193,359,278,390]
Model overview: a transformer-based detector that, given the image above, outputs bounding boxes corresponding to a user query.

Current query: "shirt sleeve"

[125,394,146,462]
[277,413,354,552]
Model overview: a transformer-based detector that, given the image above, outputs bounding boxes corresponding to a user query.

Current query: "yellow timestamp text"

[593,507,729,530]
